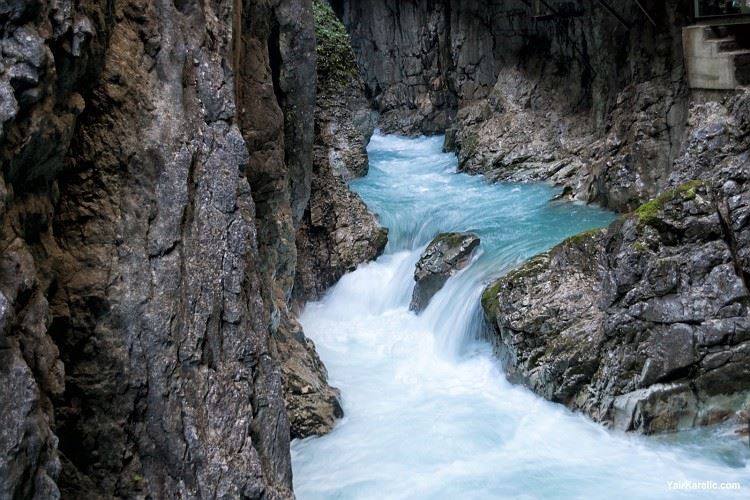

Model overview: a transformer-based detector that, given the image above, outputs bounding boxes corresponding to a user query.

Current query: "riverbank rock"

[482,176,750,434]
[284,1,387,439]
[273,314,344,439]
[294,1,388,303]
[410,232,480,313]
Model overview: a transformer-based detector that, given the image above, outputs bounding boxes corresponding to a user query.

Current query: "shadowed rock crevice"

[284,1,388,437]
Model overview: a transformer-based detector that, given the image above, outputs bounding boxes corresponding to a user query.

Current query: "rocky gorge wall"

[337,0,750,435]
[337,0,693,211]
[482,93,750,434]
[294,1,387,303]
[0,0,383,497]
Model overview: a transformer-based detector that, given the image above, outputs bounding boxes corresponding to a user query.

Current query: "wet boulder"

[410,232,480,312]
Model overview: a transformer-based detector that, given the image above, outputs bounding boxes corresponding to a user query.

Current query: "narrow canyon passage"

[291,134,750,499]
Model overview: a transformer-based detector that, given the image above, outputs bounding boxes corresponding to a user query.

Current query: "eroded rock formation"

[0,0,383,496]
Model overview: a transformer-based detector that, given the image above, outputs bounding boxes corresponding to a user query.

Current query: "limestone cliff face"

[0,0,377,496]
[338,0,691,211]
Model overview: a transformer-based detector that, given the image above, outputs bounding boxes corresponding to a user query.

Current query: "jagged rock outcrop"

[294,1,387,303]
[410,232,479,313]
[482,93,750,434]
[0,0,368,496]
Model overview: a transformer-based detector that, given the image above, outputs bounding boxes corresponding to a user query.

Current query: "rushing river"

[291,133,750,499]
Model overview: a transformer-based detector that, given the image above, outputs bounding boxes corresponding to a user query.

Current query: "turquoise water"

[291,133,749,499]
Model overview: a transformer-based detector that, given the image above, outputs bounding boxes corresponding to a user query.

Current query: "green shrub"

[314,1,358,87]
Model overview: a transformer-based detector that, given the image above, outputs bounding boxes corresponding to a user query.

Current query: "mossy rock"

[632,240,650,253]
[634,180,705,225]
[560,228,603,247]
[504,254,550,283]
[481,280,503,319]
[314,1,358,88]
[433,231,473,247]
[481,254,549,319]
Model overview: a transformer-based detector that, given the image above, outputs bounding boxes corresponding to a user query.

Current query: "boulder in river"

[410,232,480,312]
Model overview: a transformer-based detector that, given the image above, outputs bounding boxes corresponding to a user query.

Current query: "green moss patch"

[433,232,472,247]
[635,180,705,225]
[481,280,503,319]
[561,228,602,247]
[481,253,549,319]
[314,1,358,87]
[505,254,550,282]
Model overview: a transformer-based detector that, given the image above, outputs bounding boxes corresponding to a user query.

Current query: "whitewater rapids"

[291,133,749,499]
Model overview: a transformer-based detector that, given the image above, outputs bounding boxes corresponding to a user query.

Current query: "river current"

[291,133,750,499]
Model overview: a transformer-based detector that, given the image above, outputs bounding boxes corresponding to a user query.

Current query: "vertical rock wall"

[1,1,107,497]
[0,0,382,496]
[47,0,296,496]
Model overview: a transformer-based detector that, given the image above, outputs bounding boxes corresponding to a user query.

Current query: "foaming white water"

[291,133,749,499]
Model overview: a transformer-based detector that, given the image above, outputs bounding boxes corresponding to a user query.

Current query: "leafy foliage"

[314,1,358,87]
